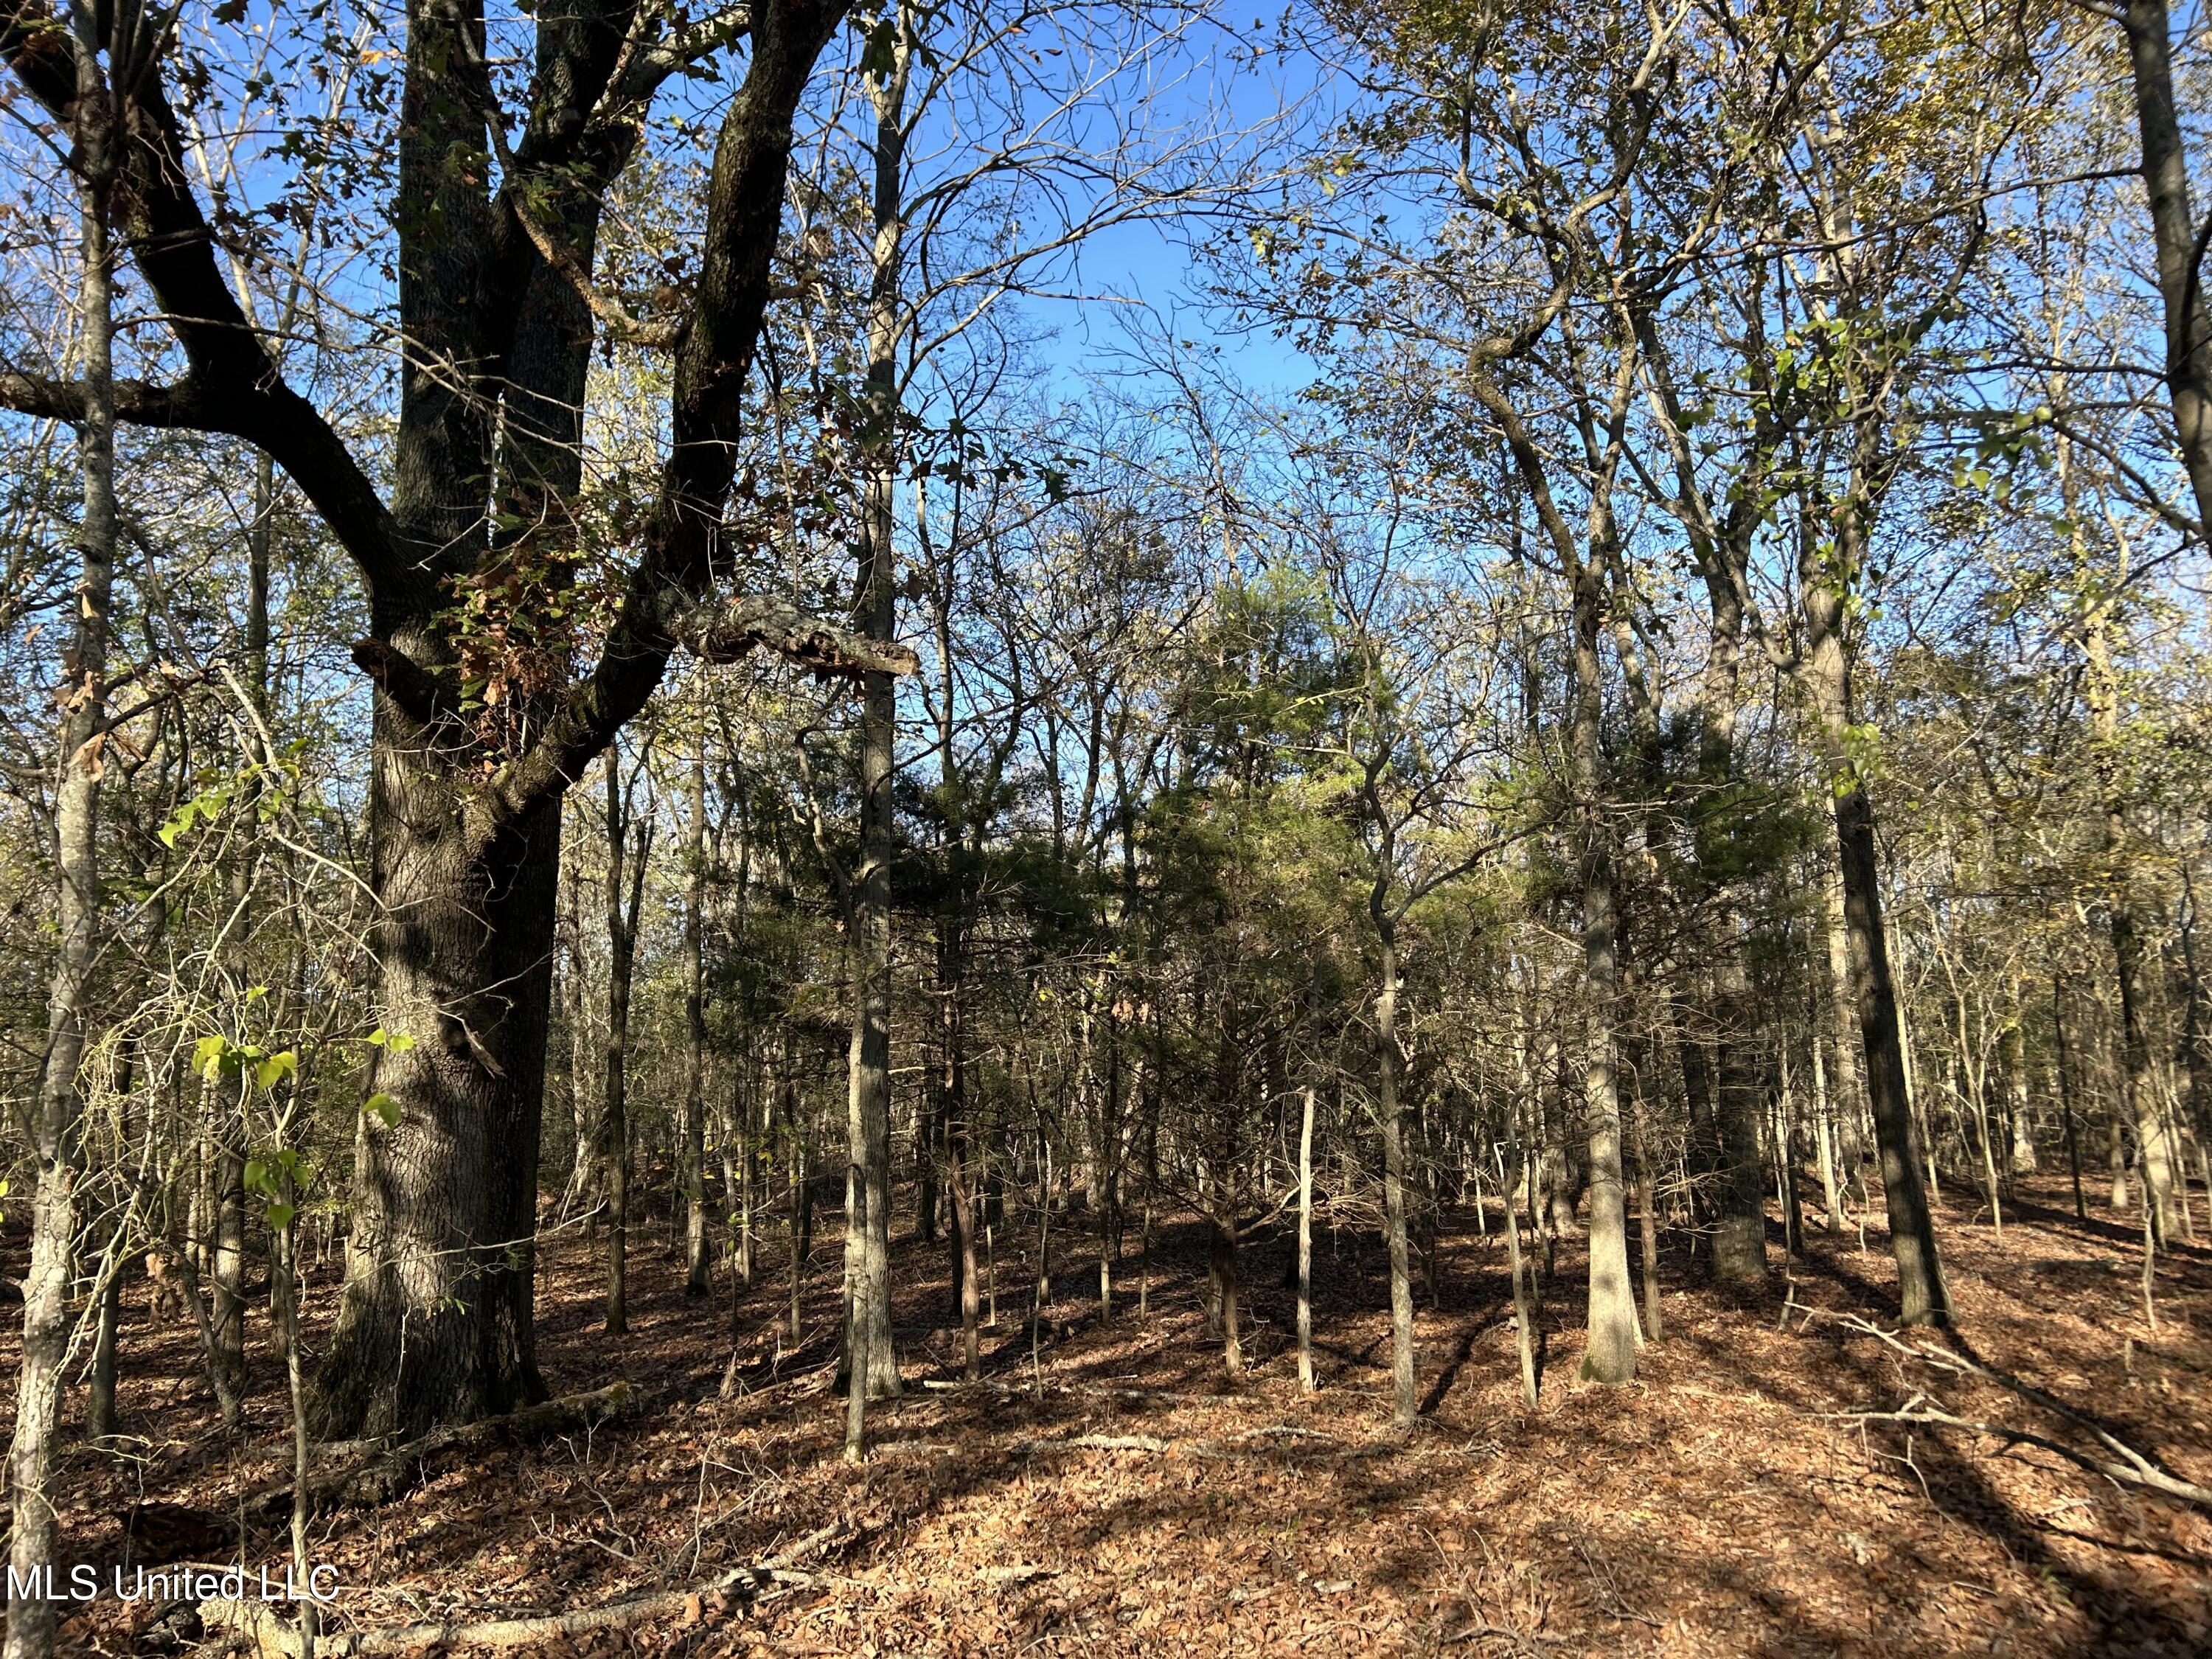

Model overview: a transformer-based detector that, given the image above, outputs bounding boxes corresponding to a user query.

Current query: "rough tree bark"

[841,0,914,1465]
[7,27,115,1652]
[0,0,877,1439]
[2120,0,2212,538]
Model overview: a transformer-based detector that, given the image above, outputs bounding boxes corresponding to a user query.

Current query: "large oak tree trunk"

[0,0,915,1447]
[312,765,561,1439]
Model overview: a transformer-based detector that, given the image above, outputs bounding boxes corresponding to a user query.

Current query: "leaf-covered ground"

[10,1173,2212,1658]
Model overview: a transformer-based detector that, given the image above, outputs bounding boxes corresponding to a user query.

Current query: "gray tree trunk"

[2121,0,2212,537]
[1571,563,1642,1384]
[1801,526,1950,1327]
[841,4,914,1464]
[7,46,116,1652]
[681,731,712,1295]
[1376,928,1417,1422]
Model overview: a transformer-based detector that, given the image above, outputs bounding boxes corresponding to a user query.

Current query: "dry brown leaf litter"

[1,1175,2207,1658]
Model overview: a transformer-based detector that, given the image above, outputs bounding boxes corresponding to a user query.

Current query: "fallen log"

[201,1521,848,1657]
[244,1382,647,1519]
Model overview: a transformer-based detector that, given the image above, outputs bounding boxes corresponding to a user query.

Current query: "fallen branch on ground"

[200,1521,849,1656]
[922,1377,1250,1409]
[244,1382,647,1518]
[1015,1433,1172,1455]
[1824,1315,2212,1512]
[1830,1399,2212,1512]
[1009,1425,1347,1462]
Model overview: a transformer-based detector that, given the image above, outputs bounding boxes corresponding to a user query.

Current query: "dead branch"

[1013,1433,1173,1455]
[200,1521,849,1656]
[673,594,920,679]
[1825,1315,2212,1512]
[921,1377,1249,1409]
[244,1382,648,1518]
[1009,1425,1350,1462]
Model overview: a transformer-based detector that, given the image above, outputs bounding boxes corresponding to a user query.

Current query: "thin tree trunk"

[1631,1091,1663,1342]
[948,1114,980,1380]
[2176,869,2211,1184]
[8,66,116,1652]
[210,453,276,1408]
[1500,1148,1539,1411]
[85,1054,133,1443]
[787,1073,806,1347]
[273,1172,318,1657]
[1206,1214,1243,1380]
[563,836,597,1233]
[1297,1085,1315,1394]
[738,1071,758,1287]
[602,758,650,1336]
[1820,837,1868,1178]
[1571,579,1641,1382]
[2055,974,2088,1220]
[1374,925,1418,1421]
[86,1253,121,1441]
[2083,605,2180,1237]
[1709,950,1768,1282]
[1812,1023,1846,1232]
[681,729,711,1295]
[1801,519,1950,1326]
[840,10,912,1468]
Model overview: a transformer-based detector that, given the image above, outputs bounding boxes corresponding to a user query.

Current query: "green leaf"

[193,1033,231,1082]
[243,1158,269,1194]
[265,1203,296,1231]
[364,1093,400,1128]
[254,1050,297,1091]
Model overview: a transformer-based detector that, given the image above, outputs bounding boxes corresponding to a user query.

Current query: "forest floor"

[7,1170,2212,1658]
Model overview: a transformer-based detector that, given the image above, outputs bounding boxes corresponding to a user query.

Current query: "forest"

[1,0,2210,1654]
